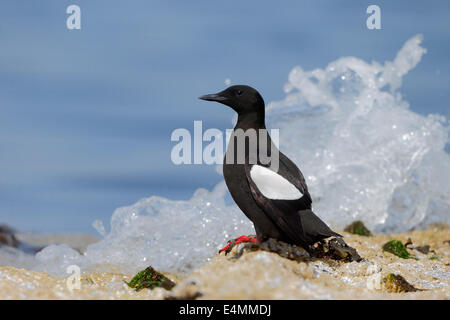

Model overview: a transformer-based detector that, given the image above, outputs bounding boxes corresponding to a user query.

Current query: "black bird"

[199,85,341,253]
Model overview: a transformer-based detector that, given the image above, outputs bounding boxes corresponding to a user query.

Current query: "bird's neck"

[235,111,266,130]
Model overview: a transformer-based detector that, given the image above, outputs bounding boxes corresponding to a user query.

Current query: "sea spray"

[266,34,449,233]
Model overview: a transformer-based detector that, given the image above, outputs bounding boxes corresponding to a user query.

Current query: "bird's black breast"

[222,162,261,223]
[222,130,260,221]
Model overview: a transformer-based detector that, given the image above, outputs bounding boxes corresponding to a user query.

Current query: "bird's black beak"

[198,93,227,102]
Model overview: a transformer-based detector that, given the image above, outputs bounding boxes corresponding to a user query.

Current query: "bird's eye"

[237,90,243,96]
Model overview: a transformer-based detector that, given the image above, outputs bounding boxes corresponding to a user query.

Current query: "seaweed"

[344,221,372,237]
[382,240,412,259]
[125,266,175,291]
[383,273,421,293]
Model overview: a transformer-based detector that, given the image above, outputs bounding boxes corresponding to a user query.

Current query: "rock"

[324,237,362,262]
[0,225,19,248]
[229,238,310,262]
[165,291,203,300]
[344,221,372,237]
[226,237,362,263]
[0,224,44,254]
[405,238,431,254]
[414,245,431,255]
[312,237,362,262]
[383,274,421,293]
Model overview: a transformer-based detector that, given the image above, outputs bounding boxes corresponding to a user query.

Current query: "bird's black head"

[199,85,265,116]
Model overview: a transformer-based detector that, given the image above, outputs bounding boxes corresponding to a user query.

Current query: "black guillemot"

[199,85,341,253]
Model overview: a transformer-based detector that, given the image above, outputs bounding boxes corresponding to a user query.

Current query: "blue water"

[0,1,449,233]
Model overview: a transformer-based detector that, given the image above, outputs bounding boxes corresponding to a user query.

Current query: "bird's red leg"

[219,235,259,254]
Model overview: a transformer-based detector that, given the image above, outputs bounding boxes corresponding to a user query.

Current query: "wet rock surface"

[0,226,448,299]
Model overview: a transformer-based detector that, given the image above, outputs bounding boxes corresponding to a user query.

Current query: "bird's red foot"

[219,235,259,254]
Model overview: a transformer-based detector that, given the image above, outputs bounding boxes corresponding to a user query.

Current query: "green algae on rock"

[383,273,421,293]
[126,266,175,291]
[382,240,412,259]
[344,221,372,237]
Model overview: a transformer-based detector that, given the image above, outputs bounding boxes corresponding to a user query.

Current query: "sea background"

[0,1,449,233]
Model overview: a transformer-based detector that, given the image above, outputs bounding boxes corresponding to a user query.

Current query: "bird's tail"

[298,209,341,244]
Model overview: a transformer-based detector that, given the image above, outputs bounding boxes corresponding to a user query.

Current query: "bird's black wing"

[244,156,312,246]
[277,153,341,240]
[244,148,342,246]
[298,209,342,243]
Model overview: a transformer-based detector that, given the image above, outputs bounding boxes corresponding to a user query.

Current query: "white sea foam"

[266,34,449,233]
[1,35,448,276]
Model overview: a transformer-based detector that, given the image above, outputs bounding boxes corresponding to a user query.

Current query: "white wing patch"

[250,165,303,200]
